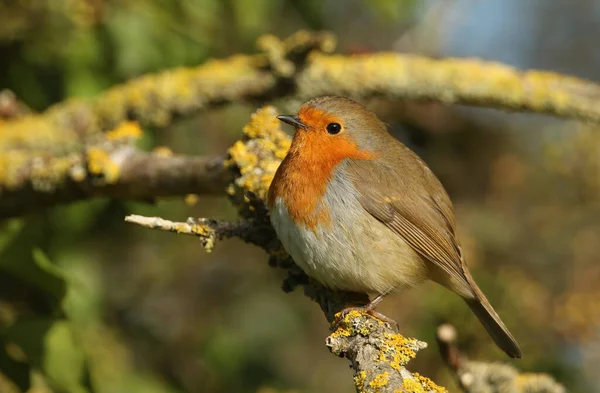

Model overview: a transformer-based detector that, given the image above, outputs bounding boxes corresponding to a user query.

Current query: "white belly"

[269,170,427,294]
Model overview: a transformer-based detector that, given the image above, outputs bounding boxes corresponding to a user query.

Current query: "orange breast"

[268,119,376,230]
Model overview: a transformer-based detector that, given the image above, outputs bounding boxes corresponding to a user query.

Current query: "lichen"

[516,372,566,393]
[369,372,389,390]
[378,332,420,371]
[92,54,274,131]
[413,373,448,393]
[153,146,174,157]
[402,378,426,393]
[330,310,385,340]
[226,106,291,215]
[0,116,144,194]
[354,370,368,391]
[86,147,120,184]
[296,51,600,123]
[329,324,352,339]
[105,120,142,142]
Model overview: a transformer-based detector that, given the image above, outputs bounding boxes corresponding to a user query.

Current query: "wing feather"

[345,156,472,294]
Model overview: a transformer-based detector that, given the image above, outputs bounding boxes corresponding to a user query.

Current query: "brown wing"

[344,149,473,296]
[345,147,522,358]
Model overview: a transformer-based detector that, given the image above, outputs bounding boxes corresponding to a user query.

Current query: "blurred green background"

[1,0,599,392]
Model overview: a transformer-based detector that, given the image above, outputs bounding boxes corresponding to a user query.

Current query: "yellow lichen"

[377,332,418,371]
[153,146,174,157]
[414,373,448,393]
[330,310,376,338]
[0,153,30,189]
[354,370,368,390]
[515,372,565,393]
[105,120,142,142]
[92,53,274,130]
[190,224,212,237]
[172,222,212,238]
[369,372,389,391]
[242,106,283,139]
[402,378,426,393]
[329,325,352,339]
[86,147,120,184]
[185,223,217,252]
[29,154,79,192]
[226,106,290,209]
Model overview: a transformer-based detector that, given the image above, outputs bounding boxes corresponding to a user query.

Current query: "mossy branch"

[124,215,275,253]
[125,219,444,393]
[2,31,600,218]
[436,324,565,393]
[0,120,231,218]
[2,30,600,147]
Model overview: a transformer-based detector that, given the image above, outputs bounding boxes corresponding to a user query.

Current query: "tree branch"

[124,215,273,252]
[125,212,446,393]
[436,324,566,393]
[2,31,600,218]
[0,121,231,218]
[1,31,599,147]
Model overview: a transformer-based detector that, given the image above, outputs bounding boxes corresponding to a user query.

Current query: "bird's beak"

[277,115,310,130]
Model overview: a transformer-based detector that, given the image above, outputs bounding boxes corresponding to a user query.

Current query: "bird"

[267,96,522,359]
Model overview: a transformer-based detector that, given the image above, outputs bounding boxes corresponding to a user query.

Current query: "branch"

[124,215,274,252]
[125,213,445,393]
[0,31,336,139]
[3,31,600,218]
[297,53,600,123]
[436,324,566,393]
[0,120,231,218]
[1,31,599,145]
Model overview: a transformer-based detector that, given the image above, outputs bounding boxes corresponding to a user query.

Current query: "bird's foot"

[331,305,398,332]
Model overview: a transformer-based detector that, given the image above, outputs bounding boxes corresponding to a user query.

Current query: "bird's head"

[277,96,389,163]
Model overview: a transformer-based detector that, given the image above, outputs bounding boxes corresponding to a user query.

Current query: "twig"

[124,215,274,252]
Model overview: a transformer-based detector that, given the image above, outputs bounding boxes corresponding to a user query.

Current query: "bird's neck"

[267,132,376,230]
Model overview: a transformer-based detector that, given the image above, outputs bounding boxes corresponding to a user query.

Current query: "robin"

[267,96,521,359]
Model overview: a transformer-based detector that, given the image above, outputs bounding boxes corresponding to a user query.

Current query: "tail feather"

[427,260,522,358]
[465,295,522,359]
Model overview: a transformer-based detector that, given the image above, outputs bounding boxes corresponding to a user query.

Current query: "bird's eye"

[326,122,342,135]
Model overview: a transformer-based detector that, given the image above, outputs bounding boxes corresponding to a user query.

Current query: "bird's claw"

[331,306,399,332]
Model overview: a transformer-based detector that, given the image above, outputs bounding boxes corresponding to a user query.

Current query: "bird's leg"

[365,292,387,310]
[332,290,398,330]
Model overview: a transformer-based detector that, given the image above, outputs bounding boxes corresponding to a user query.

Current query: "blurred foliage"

[0,1,599,393]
